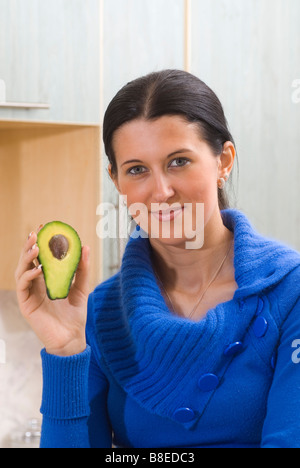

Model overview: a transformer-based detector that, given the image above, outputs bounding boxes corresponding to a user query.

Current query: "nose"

[151,173,175,203]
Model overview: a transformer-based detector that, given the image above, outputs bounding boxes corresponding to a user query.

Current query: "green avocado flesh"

[37,221,82,300]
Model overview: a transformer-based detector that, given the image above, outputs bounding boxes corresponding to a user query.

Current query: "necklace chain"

[154,239,234,320]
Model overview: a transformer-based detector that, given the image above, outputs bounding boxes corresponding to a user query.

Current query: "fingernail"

[28,232,33,240]
[28,244,36,254]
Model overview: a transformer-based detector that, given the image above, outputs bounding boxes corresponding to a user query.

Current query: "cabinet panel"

[0,0,100,123]
[0,122,100,290]
[102,0,185,112]
[190,0,300,250]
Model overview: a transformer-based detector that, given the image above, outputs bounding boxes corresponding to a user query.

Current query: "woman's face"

[109,116,234,248]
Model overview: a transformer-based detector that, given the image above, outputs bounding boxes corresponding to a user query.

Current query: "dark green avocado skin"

[37,221,82,301]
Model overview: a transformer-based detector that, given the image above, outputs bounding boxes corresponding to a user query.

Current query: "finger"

[20,224,42,259]
[24,231,37,254]
[16,241,39,281]
[17,265,43,306]
[72,246,90,297]
[31,225,43,266]
[15,232,38,282]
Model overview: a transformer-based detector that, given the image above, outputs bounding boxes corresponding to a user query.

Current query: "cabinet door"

[190,0,300,251]
[0,0,100,123]
[102,0,185,113]
[100,0,185,280]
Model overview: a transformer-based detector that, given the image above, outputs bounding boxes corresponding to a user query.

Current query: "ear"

[108,164,121,193]
[218,142,236,178]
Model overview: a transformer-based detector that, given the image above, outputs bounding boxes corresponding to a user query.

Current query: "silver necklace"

[154,240,234,320]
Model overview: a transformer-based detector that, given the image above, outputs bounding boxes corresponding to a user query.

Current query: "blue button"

[173,407,195,423]
[253,316,268,338]
[271,352,277,370]
[256,298,264,316]
[224,342,244,357]
[198,373,219,392]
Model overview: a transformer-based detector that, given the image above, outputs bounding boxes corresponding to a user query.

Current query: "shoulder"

[223,209,300,296]
[264,238,300,286]
[257,242,300,322]
[86,271,122,332]
[272,264,300,318]
[88,271,122,314]
[91,271,121,298]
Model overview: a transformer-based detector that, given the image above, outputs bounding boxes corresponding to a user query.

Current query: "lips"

[151,206,184,222]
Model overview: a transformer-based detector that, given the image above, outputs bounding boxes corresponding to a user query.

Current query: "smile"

[151,206,184,222]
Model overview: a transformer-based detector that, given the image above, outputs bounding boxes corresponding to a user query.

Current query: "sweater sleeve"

[39,346,92,448]
[39,287,113,448]
[39,346,112,448]
[261,297,300,448]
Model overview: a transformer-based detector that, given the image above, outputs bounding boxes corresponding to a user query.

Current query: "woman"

[15,70,300,448]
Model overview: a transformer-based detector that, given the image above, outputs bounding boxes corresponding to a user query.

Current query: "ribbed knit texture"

[40,346,91,420]
[90,209,300,427]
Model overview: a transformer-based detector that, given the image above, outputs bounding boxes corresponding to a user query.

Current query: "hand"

[15,228,90,356]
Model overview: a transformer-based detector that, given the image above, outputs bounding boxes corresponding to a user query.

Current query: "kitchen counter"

[0,291,42,448]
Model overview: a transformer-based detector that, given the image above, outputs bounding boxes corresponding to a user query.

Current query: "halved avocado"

[37,221,82,300]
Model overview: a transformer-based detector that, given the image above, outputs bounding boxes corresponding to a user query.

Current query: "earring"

[218,178,226,190]
[218,174,229,190]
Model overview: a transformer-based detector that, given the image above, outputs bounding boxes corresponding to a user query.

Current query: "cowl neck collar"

[95,209,300,426]
[221,210,300,298]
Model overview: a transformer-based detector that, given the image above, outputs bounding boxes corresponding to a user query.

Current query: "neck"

[150,208,234,295]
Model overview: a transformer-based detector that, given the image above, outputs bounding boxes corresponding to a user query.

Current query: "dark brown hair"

[103,69,237,209]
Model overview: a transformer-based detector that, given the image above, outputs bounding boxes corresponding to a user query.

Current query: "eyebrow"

[121,149,192,167]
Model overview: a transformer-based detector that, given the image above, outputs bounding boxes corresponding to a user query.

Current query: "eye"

[127,165,147,176]
[169,157,190,168]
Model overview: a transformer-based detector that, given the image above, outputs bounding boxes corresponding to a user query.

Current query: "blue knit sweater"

[40,210,300,448]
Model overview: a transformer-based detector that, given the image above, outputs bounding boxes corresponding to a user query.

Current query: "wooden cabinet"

[0,120,101,291]
[0,0,100,124]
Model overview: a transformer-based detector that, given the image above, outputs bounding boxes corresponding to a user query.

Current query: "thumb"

[71,246,90,298]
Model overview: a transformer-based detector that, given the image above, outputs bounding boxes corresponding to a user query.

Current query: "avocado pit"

[49,235,69,260]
